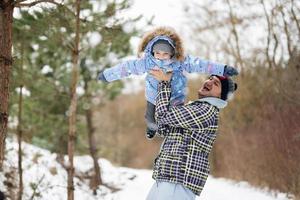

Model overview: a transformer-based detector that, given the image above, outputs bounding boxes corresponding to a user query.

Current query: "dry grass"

[93,90,163,169]
[212,64,300,198]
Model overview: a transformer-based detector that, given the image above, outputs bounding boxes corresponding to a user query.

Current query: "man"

[146,68,238,200]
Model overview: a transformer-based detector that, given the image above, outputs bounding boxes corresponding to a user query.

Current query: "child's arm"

[182,55,238,76]
[98,58,148,82]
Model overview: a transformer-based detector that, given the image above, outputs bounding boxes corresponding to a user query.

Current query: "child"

[98,27,238,139]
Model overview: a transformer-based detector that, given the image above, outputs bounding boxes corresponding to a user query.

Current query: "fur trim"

[137,26,185,61]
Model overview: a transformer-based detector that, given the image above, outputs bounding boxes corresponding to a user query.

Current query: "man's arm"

[155,81,216,131]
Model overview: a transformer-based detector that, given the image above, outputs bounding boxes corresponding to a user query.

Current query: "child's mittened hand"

[223,65,239,76]
[98,72,108,82]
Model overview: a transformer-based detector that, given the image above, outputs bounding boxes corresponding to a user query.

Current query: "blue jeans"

[146,181,196,200]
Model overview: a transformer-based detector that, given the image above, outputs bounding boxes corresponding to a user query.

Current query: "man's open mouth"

[203,85,210,91]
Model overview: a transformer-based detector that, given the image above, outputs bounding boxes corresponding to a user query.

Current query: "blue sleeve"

[182,55,225,76]
[102,58,148,82]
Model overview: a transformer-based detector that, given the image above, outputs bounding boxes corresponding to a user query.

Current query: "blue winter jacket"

[99,35,226,105]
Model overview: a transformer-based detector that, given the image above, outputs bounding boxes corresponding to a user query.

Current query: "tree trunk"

[67,0,81,200]
[17,86,23,200]
[17,40,25,200]
[17,39,24,200]
[0,0,14,169]
[86,108,102,194]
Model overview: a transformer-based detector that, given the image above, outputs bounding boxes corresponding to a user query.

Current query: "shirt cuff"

[159,80,171,87]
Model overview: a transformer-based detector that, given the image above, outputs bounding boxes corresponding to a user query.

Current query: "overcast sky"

[130,0,186,28]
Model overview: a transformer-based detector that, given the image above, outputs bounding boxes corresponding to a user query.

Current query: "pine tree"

[0,0,61,170]
[10,0,139,196]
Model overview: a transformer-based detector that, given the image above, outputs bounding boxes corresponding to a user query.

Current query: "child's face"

[153,51,172,60]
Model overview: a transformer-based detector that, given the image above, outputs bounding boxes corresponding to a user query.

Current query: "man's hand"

[149,68,173,82]
[223,65,239,76]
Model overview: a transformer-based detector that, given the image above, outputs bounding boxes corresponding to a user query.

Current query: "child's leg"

[145,101,157,139]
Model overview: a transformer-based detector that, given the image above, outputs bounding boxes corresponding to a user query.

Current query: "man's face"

[153,51,172,60]
[198,76,222,99]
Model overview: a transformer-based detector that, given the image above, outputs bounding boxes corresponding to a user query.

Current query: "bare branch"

[225,0,244,69]
[14,0,62,8]
[290,0,300,39]
[272,32,279,68]
[29,174,46,200]
[271,7,281,68]
[13,0,27,5]
[277,3,293,58]
[260,0,273,68]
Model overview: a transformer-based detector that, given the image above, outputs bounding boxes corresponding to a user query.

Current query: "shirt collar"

[196,97,227,109]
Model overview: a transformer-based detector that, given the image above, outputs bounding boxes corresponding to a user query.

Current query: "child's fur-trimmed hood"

[137,26,185,61]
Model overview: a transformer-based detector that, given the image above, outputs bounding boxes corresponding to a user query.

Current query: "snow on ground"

[0,138,292,200]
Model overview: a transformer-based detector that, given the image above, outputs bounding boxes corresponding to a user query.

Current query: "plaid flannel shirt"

[152,81,220,195]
